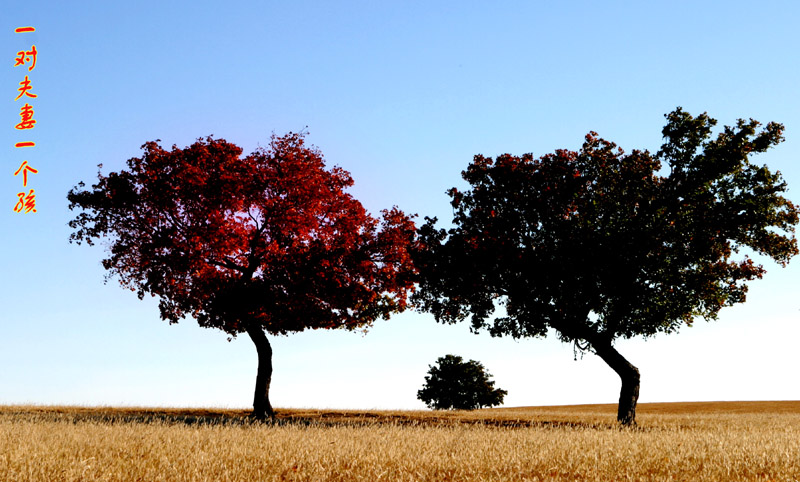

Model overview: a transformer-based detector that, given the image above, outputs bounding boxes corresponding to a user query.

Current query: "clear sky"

[2,1,799,410]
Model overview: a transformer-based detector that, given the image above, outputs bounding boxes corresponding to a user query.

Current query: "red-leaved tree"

[67,132,416,419]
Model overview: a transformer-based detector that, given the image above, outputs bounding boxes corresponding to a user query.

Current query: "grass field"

[2,401,799,481]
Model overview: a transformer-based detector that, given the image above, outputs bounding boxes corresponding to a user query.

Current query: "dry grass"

[2,402,799,481]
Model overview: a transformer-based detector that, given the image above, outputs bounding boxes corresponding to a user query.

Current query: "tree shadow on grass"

[1,407,666,431]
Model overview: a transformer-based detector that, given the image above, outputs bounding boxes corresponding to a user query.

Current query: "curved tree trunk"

[591,340,640,426]
[246,325,275,420]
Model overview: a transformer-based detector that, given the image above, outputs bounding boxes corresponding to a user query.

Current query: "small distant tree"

[417,354,507,410]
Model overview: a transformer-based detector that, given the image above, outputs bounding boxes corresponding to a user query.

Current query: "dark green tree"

[413,108,798,425]
[417,354,507,410]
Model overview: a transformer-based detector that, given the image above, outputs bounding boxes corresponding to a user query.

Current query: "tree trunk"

[245,325,275,420]
[591,340,640,426]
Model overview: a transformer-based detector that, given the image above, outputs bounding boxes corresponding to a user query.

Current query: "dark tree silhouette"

[417,354,507,410]
[413,108,798,425]
[67,133,416,419]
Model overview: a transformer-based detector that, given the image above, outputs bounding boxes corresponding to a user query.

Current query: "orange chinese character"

[14,45,37,71]
[15,103,36,130]
[14,161,38,187]
[13,189,36,213]
[14,27,35,33]
[15,75,37,101]
[15,142,35,148]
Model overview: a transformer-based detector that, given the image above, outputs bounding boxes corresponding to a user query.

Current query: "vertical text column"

[12,25,38,213]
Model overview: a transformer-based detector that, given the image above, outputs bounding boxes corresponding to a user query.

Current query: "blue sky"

[2,1,799,409]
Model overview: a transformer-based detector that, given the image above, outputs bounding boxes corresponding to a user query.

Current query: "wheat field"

[2,402,799,481]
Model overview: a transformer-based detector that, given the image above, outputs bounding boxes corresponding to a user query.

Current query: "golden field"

[2,401,800,481]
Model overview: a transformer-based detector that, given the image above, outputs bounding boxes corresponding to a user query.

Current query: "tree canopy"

[67,132,417,418]
[412,108,798,424]
[417,354,507,410]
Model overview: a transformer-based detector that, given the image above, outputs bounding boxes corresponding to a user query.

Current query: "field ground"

[2,401,799,481]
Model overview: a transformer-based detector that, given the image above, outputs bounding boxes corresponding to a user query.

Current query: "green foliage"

[417,355,507,410]
[413,108,798,345]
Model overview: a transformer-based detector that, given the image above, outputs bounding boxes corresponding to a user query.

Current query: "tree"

[67,132,416,419]
[413,108,798,425]
[417,354,507,410]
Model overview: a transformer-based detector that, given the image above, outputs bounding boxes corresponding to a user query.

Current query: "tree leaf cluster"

[67,133,417,337]
[412,108,798,346]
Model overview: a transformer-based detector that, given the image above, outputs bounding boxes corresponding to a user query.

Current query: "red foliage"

[68,132,416,337]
